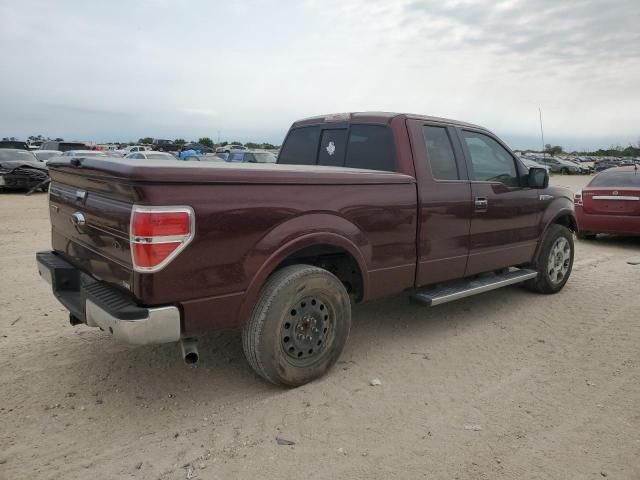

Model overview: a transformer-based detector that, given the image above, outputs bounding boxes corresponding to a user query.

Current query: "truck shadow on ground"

[36,234,640,413]
[59,284,542,412]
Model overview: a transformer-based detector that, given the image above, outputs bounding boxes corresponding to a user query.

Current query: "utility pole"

[539,108,546,158]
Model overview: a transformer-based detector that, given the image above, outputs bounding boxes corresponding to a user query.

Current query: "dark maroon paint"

[46,112,576,335]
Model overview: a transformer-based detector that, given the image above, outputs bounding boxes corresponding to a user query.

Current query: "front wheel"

[242,264,351,387]
[525,224,574,294]
[560,168,570,175]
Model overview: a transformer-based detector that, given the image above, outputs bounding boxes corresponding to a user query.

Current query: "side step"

[411,268,538,307]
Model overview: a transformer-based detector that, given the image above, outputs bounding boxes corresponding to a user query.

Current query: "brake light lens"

[132,211,190,237]
[574,191,583,206]
[130,206,194,272]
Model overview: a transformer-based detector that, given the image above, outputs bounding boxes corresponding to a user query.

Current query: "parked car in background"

[33,150,62,163]
[185,154,226,162]
[103,151,124,158]
[595,160,618,172]
[575,166,640,239]
[227,150,277,163]
[217,144,247,153]
[536,157,581,175]
[125,151,177,160]
[38,111,576,386]
[183,143,215,154]
[0,149,49,191]
[521,158,550,173]
[40,141,88,152]
[118,145,152,156]
[0,140,30,150]
[152,139,180,153]
[60,150,108,158]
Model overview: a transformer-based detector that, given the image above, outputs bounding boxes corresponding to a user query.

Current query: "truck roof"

[292,112,486,131]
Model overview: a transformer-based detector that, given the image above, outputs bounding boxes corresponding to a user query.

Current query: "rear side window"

[278,124,396,171]
[590,171,640,188]
[423,126,459,180]
[278,126,321,165]
[345,124,395,171]
[318,129,347,167]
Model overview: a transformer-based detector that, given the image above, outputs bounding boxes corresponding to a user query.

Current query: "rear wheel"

[560,167,570,175]
[525,224,574,294]
[242,264,351,387]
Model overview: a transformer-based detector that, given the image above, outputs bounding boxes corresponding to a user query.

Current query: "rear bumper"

[576,209,640,235]
[36,251,181,345]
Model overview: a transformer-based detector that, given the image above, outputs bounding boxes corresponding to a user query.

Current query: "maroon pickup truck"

[37,112,576,386]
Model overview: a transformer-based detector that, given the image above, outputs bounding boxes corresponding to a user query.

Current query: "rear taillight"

[574,191,583,206]
[130,206,194,272]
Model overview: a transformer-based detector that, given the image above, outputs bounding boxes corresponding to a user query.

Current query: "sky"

[1,0,639,151]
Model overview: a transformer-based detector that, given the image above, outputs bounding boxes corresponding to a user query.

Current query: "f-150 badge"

[326,141,336,156]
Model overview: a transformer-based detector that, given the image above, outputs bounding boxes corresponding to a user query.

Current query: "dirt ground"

[1,175,639,480]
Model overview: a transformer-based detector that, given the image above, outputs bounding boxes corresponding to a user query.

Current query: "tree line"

[137,137,279,150]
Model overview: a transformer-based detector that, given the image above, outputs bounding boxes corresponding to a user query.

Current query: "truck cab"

[278,113,574,287]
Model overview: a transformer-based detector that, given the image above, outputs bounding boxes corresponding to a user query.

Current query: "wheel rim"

[281,296,334,363]
[547,237,571,284]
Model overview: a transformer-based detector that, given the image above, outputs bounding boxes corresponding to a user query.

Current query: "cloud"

[0,0,638,150]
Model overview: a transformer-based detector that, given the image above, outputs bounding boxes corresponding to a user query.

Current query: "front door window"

[462,131,519,187]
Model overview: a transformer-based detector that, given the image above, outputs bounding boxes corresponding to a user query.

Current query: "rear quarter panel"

[136,181,418,331]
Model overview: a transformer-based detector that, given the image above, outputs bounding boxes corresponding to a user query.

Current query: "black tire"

[525,224,574,294]
[560,168,569,175]
[242,264,351,387]
[576,232,596,240]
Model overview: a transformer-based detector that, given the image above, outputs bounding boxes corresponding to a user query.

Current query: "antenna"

[539,108,546,158]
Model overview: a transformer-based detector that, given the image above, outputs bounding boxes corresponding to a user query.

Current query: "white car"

[125,151,177,160]
[60,150,108,158]
[117,145,153,155]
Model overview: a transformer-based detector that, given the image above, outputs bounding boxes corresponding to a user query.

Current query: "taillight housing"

[130,206,195,272]
[574,191,583,206]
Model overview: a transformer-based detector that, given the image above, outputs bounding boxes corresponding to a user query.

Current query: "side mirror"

[528,167,549,188]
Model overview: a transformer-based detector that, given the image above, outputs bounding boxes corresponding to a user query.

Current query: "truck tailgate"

[49,177,134,291]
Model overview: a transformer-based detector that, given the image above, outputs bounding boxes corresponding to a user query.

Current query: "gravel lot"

[1,175,639,480]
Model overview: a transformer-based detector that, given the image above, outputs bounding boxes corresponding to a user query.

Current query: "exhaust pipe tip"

[180,338,199,365]
[184,351,199,365]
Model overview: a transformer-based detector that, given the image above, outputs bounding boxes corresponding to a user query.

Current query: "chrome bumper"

[37,251,181,345]
[84,300,181,345]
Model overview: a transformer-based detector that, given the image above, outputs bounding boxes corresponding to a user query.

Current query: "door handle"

[474,197,488,211]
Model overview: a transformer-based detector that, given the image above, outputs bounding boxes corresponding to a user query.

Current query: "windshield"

[253,152,277,163]
[0,150,36,162]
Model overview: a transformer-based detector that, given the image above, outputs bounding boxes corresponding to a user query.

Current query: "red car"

[575,166,640,239]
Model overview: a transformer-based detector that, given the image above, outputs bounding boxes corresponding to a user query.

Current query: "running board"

[411,269,538,307]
